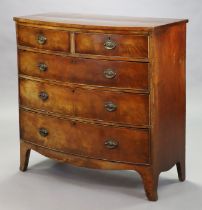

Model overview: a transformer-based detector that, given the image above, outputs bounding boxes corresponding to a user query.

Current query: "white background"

[0,0,202,209]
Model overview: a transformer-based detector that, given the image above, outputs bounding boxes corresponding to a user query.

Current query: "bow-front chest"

[14,13,188,201]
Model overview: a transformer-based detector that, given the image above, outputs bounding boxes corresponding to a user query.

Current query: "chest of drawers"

[14,13,188,201]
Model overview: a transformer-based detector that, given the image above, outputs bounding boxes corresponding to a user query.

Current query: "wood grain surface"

[14,13,188,201]
[18,49,149,90]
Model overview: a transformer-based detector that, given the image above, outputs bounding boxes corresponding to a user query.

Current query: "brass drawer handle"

[104,69,116,79]
[37,34,47,45]
[104,139,118,149]
[38,63,48,72]
[39,128,49,137]
[105,101,117,112]
[104,37,116,50]
[39,91,49,101]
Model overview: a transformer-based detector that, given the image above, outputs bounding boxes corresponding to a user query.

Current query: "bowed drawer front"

[20,110,150,164]
[14,13,187,201]
[19,78,149,125]
[18,50,149,90]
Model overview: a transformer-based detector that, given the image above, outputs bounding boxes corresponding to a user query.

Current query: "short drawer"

[19,50,148,90]
[20,110,150,164]
[75,32,148,59]
[17,25,70,52]
[19,78,149,126]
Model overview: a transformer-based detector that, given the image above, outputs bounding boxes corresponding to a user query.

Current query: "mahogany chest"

[13,13,188,201]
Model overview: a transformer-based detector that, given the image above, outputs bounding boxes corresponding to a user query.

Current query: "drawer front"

[19,79,149,126]
[19,50,148,90]
[17,25,70,52]
[75,32,148,59]
[20,110,150,164]
[19,78,74,115]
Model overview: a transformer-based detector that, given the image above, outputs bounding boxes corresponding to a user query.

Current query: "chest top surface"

[14,13,188,31]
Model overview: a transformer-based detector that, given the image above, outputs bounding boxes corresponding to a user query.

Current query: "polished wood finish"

[20,109,150,164]
[20,140,31,171]
[74,88,148,125]
[17,25,70,52]
[19,77,73,115]
[151,23,187,180]
[75,32,148,59]
[14,13,188,201]
[14,13,187,31]
[19,78,149,125]
[18,50,148,90]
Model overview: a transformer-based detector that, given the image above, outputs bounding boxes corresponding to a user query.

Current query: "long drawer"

[19,78,149,126]
[20,109,150,164]
[18,50,148,90]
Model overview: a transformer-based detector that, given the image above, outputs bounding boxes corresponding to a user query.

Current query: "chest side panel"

[150,23,186,171]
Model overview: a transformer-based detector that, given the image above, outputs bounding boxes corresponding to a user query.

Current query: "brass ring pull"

[104,101,117,112]
[104,69,116,79]
[39,128,49,137]
[104,139,119,149]
[39,91,49,101]
[37,34,47,45]
[104,37,116,50]
[38,63,48,72]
